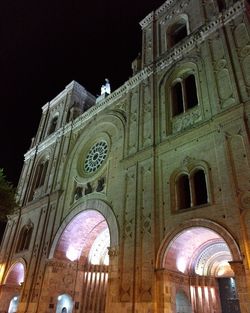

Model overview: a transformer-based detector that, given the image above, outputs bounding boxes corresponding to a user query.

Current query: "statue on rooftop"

[101,78,111,95]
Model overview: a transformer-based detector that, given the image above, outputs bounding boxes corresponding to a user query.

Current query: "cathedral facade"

[1,0,250,312]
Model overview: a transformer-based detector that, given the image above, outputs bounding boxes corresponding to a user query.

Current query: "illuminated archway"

[49,199,119,260]
[157,219,242,313]
[54,209,110,264]
[0,261,25,313]
[163,227,234,276]
[4,262,25,286]
[47,200,118,313]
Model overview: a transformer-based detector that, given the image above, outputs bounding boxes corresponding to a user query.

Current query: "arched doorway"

[56,294,73,313]
[54,210,110,312]
[0,261,25,313]
[44,201,119,313]
[8,296,20,313]
[158,223,242,313]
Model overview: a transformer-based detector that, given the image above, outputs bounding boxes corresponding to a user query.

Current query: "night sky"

[0,0,164,186]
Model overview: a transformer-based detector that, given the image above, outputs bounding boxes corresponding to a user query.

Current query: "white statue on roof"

[101,78,111,95]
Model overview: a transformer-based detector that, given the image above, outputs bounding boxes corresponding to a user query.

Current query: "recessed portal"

[162,226,241,313]
[54,210,110,264]
[164,227,233,276]
[53,209,111,313]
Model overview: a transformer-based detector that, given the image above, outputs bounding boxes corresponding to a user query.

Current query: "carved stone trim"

[172,107,202,133]
[108,246,119,257]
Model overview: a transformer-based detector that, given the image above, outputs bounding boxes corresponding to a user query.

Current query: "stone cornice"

[41,80,92,113]
[140,0,191,29]
[156,0,245,72]
[159,0,191,24]
[140,12,154,29]
[24,1,245,161]
[65,80,87,99]
[155,0,176,18]
[42,88,68,113]
[140,0,243,28]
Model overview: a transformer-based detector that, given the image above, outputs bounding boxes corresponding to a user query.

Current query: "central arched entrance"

[157,221,242,313]
[43,200,119,313]
[55,209,110,313]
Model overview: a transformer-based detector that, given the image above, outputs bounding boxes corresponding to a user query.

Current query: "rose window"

[84,140,108,173]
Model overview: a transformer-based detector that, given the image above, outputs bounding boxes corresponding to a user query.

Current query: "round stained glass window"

[84,140,108,173]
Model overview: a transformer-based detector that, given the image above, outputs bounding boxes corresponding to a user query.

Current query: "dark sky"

[0,0,164,186]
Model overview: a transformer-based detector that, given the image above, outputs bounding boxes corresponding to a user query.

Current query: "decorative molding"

[108,246,119,257]
[155,0,176,18]
[139,12,154,29]
[159,0,191,24]
[140,0,191,28]
[181,156,195,167]
[172,107,202,133]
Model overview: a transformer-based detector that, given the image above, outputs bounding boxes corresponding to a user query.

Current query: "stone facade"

[0,1,250,313]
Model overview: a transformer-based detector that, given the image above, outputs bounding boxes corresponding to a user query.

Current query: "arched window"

[176,174,191,210]
[172,81,184,116]
[171,74,198,117]
[192,169,208,205]
[48,115,58,135]
[34,160,48,189]
[28,159,49,201]
[168,19,187,47]
[16,224,33,253]
[174,167,209,212]
[185,74,198,109]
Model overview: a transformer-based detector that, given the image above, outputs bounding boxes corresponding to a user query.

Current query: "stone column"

[155,269,172,313]
[105,246,120,313]
[229,261,250,313]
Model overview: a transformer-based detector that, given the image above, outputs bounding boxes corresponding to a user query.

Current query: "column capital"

[108,246,119,257]
[229,260,245,275]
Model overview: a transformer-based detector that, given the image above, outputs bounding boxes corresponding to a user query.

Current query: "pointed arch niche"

[156,219,242,313]
[45,199,119,313]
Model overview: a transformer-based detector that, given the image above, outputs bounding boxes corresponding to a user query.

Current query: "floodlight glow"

[66,246,79,261]
[210,287,215,301]
[8,296,19,313]
[176,256,187,273]
[15,263,25,285]
[56,294,73,313]
[204,287,209,301]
